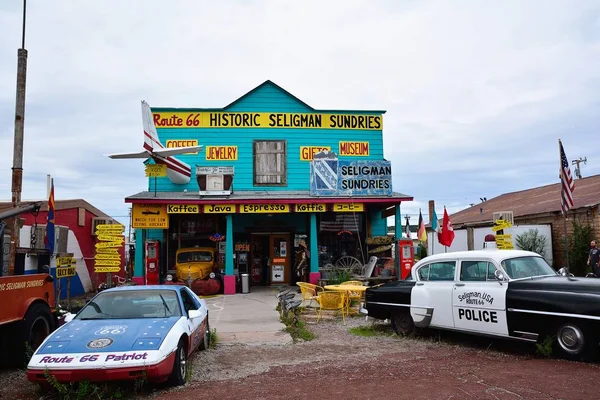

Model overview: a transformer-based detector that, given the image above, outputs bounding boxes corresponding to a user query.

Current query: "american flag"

[559,140,575,214]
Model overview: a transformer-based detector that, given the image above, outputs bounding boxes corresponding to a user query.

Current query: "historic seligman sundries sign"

[310,155,392,196]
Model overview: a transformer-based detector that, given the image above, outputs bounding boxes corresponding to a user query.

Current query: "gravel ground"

[3,314,600,400]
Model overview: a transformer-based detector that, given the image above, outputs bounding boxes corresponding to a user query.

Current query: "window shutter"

[254,140,286,185]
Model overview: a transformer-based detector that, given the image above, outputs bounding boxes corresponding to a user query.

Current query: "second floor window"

[254,140,287,186]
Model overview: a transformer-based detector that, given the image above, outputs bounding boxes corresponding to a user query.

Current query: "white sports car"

[27,285,210,386]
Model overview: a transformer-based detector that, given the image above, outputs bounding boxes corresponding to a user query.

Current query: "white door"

[411,261,457,329]
[452,260,508,336]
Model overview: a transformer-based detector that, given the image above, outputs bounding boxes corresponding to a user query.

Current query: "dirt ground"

[3,316,600,400]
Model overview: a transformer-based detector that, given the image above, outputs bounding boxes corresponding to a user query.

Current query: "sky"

[1,0,599,232]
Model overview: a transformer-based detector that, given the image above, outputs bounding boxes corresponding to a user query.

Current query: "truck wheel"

[19,303,55,366]
[553,322,598,361]
[169,340,187,386]
[391,312,416,336]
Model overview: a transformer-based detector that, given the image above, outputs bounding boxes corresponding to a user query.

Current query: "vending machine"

[397,239,415,280]
[145,239,160,285]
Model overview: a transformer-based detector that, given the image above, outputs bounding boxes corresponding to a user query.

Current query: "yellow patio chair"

[296,282,324,311]
[316,291,346,325]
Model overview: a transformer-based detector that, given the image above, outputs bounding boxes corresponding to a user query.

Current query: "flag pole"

[560,139,570,273]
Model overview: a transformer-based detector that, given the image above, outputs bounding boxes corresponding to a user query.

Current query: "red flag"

[438,207,455,247]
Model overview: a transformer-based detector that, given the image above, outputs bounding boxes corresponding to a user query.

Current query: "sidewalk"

[203,285,296,345]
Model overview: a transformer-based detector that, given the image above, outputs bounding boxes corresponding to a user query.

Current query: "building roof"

[0,199,114,219]
[125,190,412,205]
[447,174,600,228]
[151,80,387,115]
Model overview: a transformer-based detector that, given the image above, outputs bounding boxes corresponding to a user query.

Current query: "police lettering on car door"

[452,260,509,336]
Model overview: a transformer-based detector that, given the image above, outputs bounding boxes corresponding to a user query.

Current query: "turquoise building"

[125,81,412,294]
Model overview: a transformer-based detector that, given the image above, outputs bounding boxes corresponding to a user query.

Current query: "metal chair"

[316,291,346,325]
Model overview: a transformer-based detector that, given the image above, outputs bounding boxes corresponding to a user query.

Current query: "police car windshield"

[76,290,181,319]
[500,256,557,279]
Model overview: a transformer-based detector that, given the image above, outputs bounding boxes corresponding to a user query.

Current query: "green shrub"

[515,229,548,258]
[568,220,594,276]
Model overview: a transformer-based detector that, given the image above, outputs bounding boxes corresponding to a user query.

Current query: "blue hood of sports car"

[36,317,180,354]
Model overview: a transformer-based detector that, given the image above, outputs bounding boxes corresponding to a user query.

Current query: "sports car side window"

[428,262,456,281]
[180,288,199,314]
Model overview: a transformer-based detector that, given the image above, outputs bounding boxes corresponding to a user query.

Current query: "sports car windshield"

[501,256,557,279]
[76,290,182,320]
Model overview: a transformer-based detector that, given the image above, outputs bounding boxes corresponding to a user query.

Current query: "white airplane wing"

[152,146,203,157]
[107,150,150,159]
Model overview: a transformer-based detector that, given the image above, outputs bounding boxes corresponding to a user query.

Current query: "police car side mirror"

[557,267,569,277]
[494,269,507,283]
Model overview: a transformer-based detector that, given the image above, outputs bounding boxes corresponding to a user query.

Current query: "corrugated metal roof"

[447,174,600,227]
[125,190,412,203]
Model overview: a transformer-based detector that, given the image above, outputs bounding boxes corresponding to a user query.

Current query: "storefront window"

[318,212,366,266]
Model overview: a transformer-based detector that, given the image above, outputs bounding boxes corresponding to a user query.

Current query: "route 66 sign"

[95,325,127,335]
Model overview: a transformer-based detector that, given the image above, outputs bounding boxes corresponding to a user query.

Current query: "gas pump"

[397,238,415,280]
[145,239,160,285]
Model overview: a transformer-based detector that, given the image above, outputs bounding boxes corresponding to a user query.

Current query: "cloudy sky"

[1,0,599,231]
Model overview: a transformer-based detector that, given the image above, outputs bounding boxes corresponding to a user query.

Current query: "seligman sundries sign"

[309,158,392,197]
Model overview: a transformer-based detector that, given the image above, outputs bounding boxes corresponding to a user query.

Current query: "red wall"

[21,207,125,289]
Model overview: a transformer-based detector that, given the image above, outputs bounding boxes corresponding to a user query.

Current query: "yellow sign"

[240,204,290,213]
[97,234,124,242]
[204,204,236,213]
[96,248,120,254]
[95,253,121,260]
[165,139,199,154]
[206,146,238,160]
[339,141,370,156]
[333,203,364,212]
[145,164,167,177]
[95,241,124,249]
[96,224,124,233]
[496,234,514,250]
[152,112,383,131]
[94,259,121,267]
[56,257,76,267]
[295,204,327,212]
[167,204,199,214]
[56,266,76,278]
[94,266,121,273]
[300,146,331,161]
[132,203,169,228]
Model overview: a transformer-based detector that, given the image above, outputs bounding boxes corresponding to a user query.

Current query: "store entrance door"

[269,233,290,285]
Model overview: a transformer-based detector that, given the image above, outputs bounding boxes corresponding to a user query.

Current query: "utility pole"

[9,0,28,276]
[572,157,587,179]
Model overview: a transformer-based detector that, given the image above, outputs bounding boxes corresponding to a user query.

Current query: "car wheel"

[169,340,187,386]
[391,312,416,336]
[199,319,211,351]
[554,322,598,361]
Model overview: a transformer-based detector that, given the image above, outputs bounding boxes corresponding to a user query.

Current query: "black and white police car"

[364,249,600,360]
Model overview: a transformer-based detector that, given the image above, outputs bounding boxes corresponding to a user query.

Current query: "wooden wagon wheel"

[335,256,362,273]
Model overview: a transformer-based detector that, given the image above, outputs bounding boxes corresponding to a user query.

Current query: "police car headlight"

[209,272,216,279]
[166,274,173,282]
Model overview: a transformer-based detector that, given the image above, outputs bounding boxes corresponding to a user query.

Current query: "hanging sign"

[240,204,289,213]
[310,158,392,197]
[132,204,169,228]
[145,164,167,177]
[167,204,199,214]
[295,204,326,212]
[271,265,284,283]
[333,203,364,212]
[56,266,76,278]
[204,204,236,213]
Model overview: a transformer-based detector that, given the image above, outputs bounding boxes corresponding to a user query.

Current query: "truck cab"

[175,246,216,283]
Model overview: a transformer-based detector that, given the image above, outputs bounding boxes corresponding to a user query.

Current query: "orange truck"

[0,202,58,367]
